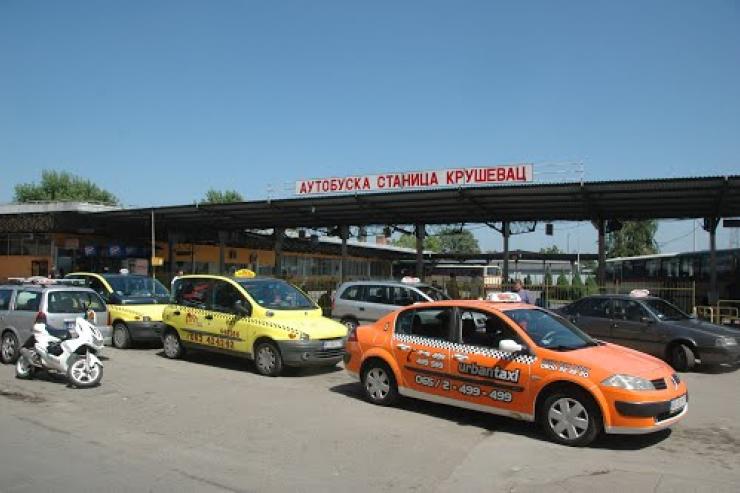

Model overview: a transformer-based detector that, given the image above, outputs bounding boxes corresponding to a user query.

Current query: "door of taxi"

[209,279,253,354]
[171,278,212,346]
[392,306,456,397]
[449,308,532,417]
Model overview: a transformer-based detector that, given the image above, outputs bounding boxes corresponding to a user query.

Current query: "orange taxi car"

[344,294,688,446]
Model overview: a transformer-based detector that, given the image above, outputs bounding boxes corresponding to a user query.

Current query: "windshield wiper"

[543,345,583,351]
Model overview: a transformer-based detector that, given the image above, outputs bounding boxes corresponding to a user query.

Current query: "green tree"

[392,226,479,254]
[585,275,598,295]
[543,271,553,286]
[556,273,569,287]
[606,220,658,258]
[571,272,584,299]
[539,245,563,255]
[200,189,244,204]
[14,170,118,205]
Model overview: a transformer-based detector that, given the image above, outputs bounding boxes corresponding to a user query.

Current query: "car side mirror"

[499,339,523,353]
[234,300,251,317]
[108,293,121,304]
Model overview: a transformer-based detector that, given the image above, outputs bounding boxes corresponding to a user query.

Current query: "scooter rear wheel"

[15,356,36,379]
[67,355,103,388]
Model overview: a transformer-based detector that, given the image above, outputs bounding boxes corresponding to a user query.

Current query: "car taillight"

[347,327,358,342]
[35,311,46,324]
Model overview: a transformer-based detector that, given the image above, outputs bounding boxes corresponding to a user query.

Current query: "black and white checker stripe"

[394,334,537,365]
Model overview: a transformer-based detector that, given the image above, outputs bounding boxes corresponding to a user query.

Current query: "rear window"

[47,291,106,313]
[14,290,41,311]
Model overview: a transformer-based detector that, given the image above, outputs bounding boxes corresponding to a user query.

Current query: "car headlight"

[715,336,737,347]
[601,374,655,391]
[300,332,310,341]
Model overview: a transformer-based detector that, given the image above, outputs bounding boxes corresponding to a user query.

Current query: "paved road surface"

[1,348,738,492]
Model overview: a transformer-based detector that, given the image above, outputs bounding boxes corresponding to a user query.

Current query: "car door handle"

[359,307,365,311]
[453,354,469,362]
[611,323,618,328]
[396,344,411,351]
[205,314,213,320]
[173,311,180,316]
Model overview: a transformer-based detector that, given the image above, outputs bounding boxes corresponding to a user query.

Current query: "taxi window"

[212,281,244,313]
[364,285,390,305]
[460,310,521,348]
[340,285,364,301]
[506,309,595,350]
[613,299,648,322]
[174,279,212,309]
[396,307,454,340]
[576,298,611,318]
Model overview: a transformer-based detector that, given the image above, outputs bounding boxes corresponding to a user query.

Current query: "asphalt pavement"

[1,347,739,492]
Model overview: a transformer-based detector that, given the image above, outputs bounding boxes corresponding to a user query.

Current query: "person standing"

[447,273,460,299]
[512,279,533,304]
[469,272,484,300]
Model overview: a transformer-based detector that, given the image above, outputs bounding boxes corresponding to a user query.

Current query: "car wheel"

[254,342,283,377]
[361,360,398,406]
[1,331,20,364]
[15,354,35,379]
[340,317,358,331]
[669,343,695,372]
[162,330,185,359]
[539,390,601,447]
[112,322,132,349]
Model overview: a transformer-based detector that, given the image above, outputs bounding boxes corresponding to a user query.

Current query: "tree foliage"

[200,189,244,204]
[14,170,118,205]
[606,220,658,258]
[392,226,480,254]
[539,245,563,255]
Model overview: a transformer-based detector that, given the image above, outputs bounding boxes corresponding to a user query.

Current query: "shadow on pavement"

[329,382,672,450]
[155,350,343,378]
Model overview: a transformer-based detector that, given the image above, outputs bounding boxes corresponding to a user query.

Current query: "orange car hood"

[561,343,666,375]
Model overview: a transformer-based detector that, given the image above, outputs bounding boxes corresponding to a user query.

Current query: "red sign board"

[295,164,533,196]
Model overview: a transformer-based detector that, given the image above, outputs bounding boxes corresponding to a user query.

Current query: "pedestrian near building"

[469,273,484,300]
[512,279,534,304]
[447,273,460,299]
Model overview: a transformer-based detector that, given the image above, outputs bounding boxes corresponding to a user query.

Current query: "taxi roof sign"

[400,276,421,284]
[234,268,256,278]
[486,292,522,302]
[629,289,651,298]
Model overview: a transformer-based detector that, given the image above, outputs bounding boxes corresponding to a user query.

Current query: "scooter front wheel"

[67,355,103,388]
[15,355,36,379]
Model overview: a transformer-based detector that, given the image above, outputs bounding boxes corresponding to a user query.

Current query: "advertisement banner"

[294,164,533,196]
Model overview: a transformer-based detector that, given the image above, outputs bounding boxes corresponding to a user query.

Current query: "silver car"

[333,280,449,330]
[0,282,113,364]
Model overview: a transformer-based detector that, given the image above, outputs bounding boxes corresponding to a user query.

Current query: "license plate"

[669,394,687,413]
[323,339,344,349]
[64,320,75,330]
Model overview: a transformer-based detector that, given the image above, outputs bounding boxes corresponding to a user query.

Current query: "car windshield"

[237,279,316,310]
[505,309,596,351]
[417,286,450,301]
[105,275,169,298]
[642,299,690,321]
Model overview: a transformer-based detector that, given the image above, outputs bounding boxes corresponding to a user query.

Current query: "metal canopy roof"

[96,175,740,233]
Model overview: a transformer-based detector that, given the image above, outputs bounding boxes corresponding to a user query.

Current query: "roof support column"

[218,231,228,275]
[415,223,425,281]
[597,219,606,289]
[502,221,510,285]
[339,225,349,284]
[273,227,285,277]
[703,217,720,304]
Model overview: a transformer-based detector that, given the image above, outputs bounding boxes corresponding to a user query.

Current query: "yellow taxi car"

[66,271,170,348]
[345,294,688,447]
[161,271,348,376]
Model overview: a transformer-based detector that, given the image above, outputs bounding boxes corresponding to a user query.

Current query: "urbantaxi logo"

[295,164,534,195]
[458,362,521,383]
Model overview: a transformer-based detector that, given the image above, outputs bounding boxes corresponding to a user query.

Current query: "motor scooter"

[16,316,104,388]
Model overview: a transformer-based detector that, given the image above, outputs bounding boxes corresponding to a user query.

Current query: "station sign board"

[294,163,533,196]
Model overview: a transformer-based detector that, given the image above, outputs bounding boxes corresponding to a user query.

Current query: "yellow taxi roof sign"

[234,268,256,278]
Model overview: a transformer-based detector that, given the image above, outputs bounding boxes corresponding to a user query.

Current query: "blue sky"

[1,1,738,252]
